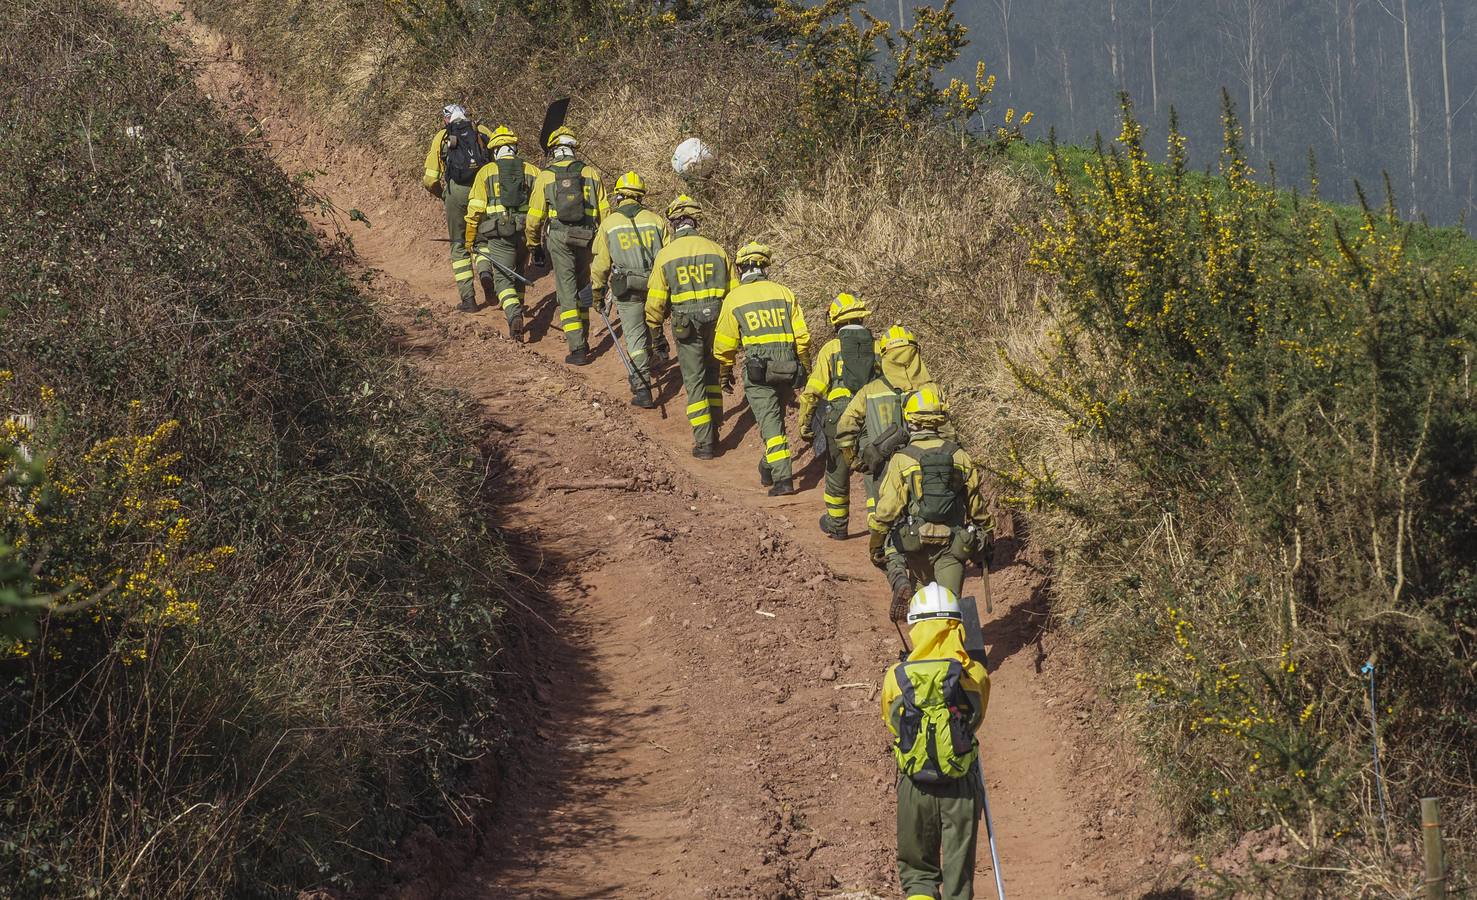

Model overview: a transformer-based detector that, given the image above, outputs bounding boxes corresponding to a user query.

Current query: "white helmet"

[442,104,469,124]
[672,136,713,175]
[906,582,961,626]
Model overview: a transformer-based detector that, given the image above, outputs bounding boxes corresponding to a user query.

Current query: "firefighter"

[797,292,878,538]
[870,387,990,615]
[464,125,540,339]
[883,582,990,900]
[526,126,610,365]
[422,104,495,312]
[591,171,670,408]
[645,195,736,458]
[712,242,811,496]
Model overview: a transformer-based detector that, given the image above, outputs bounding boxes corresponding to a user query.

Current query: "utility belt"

[744,354,802,389]
[670,297,722,338]
[892,519,975,554]
[610,266,649,301]
[478,211,527,241]
[553,219,596,249]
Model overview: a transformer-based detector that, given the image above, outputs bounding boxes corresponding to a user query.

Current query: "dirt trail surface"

[144,4,1185,896]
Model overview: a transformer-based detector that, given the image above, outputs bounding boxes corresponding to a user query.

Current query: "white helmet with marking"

[906,582,961,625]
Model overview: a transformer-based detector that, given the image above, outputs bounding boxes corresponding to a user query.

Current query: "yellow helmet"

[666,194,702,220]
[828,292,869,325]
[880,324,918,352]
[489,125,518,148]
[903,385,947,424]
[546,125,577,149]
[614,171,646,198]
[735,241,772,267]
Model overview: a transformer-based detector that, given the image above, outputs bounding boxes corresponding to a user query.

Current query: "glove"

[868,529,888,570]
[799,421,814,443]
[889,580,911,623]
[592,286,607,308]
[841,445,858,471]
[531,245,548,268]
[793,363,809,390]
[427,182,444,200]
[720,368,735,394]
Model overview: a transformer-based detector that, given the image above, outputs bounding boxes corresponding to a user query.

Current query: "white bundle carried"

[671,137,713,176]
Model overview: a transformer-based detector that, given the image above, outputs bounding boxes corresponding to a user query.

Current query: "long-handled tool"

[975,760,1007,900]
[593,298,666,419]
[958,588,1006,900]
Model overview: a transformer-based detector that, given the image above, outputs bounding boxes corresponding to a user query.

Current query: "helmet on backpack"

[442,104,469,124]
[488,125,518,148]
[903,385,947,426]
[828,292,869,325]
[666,194,702,221]
[735,241,772,268]
[614,171,646,199]
[906,582,962,625]
[546,125,577,149]
[880,324,918,352]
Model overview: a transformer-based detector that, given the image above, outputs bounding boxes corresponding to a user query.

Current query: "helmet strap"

[553,146,575,160]
[494,146,515,159]
[739,264,766,280]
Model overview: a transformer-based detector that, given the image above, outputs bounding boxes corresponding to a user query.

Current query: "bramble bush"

[1005,93,1477,882]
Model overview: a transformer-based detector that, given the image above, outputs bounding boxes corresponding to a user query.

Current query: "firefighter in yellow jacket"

[464,125,540,340]
[870,387,989,616]
[797,293,878,538]
[882,583,989,900]
[422,105,495,312]
[592,172,670,409]
[712,242,811,496]
[645,195,737,458]
[525,126,610,365]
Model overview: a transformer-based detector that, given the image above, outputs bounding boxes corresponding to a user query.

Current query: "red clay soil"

[143,4,1196,896]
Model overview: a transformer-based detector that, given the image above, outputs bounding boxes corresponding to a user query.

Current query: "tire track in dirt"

[145,4,1184,896]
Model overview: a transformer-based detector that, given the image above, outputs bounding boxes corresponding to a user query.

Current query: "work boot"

[479,270,495,298]
[819,513,847,541]
[565,349,590,366]
[889,579,912,623]
[458,298,479,313]
[758,460,774,488]
[508,312,524,342]
[692,444,715,460]
[767,479,796,497]
[631,389,656,409]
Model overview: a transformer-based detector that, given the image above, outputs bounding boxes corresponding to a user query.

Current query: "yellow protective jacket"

[796,325,876,426]
[712,275,812,374]
[524,158,610,248]
[882,618,989,737]
[834,342,948,452]
[644,230,737,329]
[464,157,542,246]
[870,431,989,534]
[422,123,497,191]
[591,203,670,295]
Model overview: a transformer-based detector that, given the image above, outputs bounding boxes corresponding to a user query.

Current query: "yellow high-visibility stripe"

[454,270,475,282]
[766,434,787,448]
[498,288,518,302]
[563,322,583,333]
[671,288,728,303]
[742,333,796,346]
[424,168,439,180]
[649,288,670,301]
[468,199,488,213]
[685,400,708,414]
[826,506,848,518]
[452,258,473,269]
[824,493,848,508]
[689,413,712,427]
[827,387,853,401]
[560,309,581,321]
[867,497,876,509]
[765,448,791,464]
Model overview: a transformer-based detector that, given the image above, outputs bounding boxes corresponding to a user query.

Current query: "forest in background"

[884,0,1477,230]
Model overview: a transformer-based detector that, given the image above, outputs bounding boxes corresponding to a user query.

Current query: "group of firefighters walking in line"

[425,104,999,900]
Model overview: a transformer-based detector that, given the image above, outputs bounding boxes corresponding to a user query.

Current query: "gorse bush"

[1007,94,1477,878]
[0,0,510,895]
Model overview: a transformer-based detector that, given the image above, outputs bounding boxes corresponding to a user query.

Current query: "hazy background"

[872,0,1477,230]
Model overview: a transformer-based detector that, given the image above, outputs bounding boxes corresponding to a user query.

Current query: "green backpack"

[911,440,965,525]
[552,160,587,225]
[891,658,978,784]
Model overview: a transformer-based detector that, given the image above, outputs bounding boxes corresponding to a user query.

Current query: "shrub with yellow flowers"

[1007,90,1477,851]
[1,384,232,667]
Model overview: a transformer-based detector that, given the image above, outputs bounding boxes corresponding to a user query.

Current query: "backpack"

[859,381,909,474]
[891,659,978,784]
[909,440,965,526]
[552,160,588,225]
[496,156,529,213]
[838,327,877,396]
[442,120,488,187]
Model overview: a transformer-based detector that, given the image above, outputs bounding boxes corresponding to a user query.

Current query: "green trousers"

[613,296,652,394]
[822,438,850,530]
[897,775,980,900]
[744,375,792,484]
[672,311,720,450]
[887,534,970,598]
[471,230,526,324]
[547,223,592,352]
[444,181,476,309]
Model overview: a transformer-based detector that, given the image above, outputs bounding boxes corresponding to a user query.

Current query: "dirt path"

[143,4,1183,896]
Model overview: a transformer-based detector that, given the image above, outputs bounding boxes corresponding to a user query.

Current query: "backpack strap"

[894,663,920,711]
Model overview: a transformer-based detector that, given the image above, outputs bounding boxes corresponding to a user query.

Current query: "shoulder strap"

[894,664,919,710]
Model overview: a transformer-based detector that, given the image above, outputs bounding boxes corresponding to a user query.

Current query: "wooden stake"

[1422,797,1446,900]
